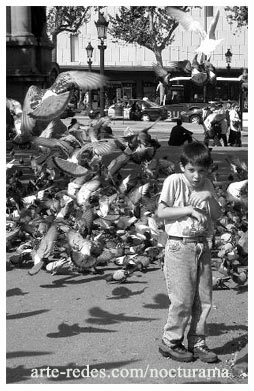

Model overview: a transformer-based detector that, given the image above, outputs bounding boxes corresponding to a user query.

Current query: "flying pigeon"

[165,7,223,57]
[27,71,108,121]
[10,71,107,142]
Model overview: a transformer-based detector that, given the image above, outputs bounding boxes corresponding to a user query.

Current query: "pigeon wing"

[127,183,150,205]
[53,156,89,177]
[77,139,122,158]
[21,85,44,134]
[167,60,192,74]
[139,116,161,133]
[152,62,168,78]
[165,7,205,38]
[6,98,23,115]
[27,91,71,121]
[207,9,220,40]
[39,118,68,139]
[32,137,73,158]
[50,71,108,94]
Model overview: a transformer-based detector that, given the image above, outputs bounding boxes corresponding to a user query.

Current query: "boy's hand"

[189,206,207,224]
[189,191,212,207]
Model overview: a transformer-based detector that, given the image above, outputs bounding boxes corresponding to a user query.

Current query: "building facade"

[57,6,248,108]
[6,6,56,103]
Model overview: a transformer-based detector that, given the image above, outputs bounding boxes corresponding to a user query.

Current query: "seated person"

[168,119,193,146]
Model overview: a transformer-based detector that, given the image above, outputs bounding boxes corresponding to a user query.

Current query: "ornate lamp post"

[86,41,94,111]
[95,12,109,117]
[225,48,233,71]
[225,49,233,99]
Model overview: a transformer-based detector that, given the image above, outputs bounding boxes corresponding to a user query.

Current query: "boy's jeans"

[163,238,212,349]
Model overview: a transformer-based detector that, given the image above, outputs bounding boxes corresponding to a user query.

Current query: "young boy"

[157,142,221,363]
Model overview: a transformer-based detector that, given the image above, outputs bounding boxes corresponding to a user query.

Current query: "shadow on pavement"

[46,322,117,338]
[208,323,247,337]
[107,286,147,300]
[6,288,29,297]
[6,309,50,320]
[39,274,106,289]
[7,351,52,359]
[86,306,158,325]
[143,293,169,310]
[212,333,248,355]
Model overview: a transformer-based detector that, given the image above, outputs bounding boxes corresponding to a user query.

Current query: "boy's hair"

[176,118,182,126]
[180,142,213,168]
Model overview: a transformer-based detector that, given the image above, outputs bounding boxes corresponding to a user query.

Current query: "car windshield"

[142,100,160,108]
[128,100,160,108]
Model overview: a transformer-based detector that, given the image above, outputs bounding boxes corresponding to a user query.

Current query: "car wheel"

[189,115,201,124]
[141,114,151,121]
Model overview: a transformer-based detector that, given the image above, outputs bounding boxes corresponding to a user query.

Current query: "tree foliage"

[46,6,91,62]
[224,6,248,31]
[47,6,91,38]
[108,6,189,65]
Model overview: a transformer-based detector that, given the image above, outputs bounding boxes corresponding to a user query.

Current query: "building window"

[70,34,79,62]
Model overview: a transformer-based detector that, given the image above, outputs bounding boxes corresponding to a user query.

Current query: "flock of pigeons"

[6,7,247,285]
[153,7,223,87]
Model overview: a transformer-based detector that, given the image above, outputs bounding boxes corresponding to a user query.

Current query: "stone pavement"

[6,120,248,385]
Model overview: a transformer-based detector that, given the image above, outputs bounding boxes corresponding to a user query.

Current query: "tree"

[47,6,91,62]
[108,6,189,66]
[224,6,248,32]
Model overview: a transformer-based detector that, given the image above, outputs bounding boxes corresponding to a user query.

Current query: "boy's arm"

[157,175,207,223]
[157,201,208,224]
[189,189,222,221]
[207,195,222,221]
[157,201,192,220]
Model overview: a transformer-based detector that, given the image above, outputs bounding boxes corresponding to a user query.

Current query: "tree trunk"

[154,50,163,67]
[51,34,57,63]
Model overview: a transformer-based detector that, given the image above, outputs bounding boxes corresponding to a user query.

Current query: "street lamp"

[225,48,233,71]
[95,12,109,117]
[225,49,233,99]
[86,41,94,111]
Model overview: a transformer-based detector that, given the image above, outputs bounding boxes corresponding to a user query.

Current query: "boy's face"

[181,162,208,189]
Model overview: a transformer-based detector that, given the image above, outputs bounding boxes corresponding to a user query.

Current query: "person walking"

[157,142,221,363]
[228,104,242,147]
[168,119,193,146]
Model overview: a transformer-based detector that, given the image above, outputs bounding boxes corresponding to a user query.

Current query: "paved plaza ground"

[6,120,248,385]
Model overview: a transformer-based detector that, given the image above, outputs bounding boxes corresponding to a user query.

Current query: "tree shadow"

[6,309,50,320]
[107,286,147,300]
[86,306,158,325]
[7,351,52,359]
[40,274,106,289]
[208,322,248,337]
[143,293,169,309]
[212,333,248,356]
[232,284,248,294]
[46,322,116,338]
[142,266,161,273]
[6,288,29,297]
[6,359,141,383]
[118,280,148,285]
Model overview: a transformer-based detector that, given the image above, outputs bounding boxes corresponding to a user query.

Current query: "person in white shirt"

[157,142,221,363]
[228,104,242,146]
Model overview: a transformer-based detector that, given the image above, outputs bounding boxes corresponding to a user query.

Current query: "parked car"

[179,100,239,124]
[127,99,168,121]
[89,99,168,121]
[180,106,204,124]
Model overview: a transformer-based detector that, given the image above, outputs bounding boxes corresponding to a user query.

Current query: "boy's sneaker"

[159,340,193,362]
[189,345,218,363]
[28,260,45,276]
